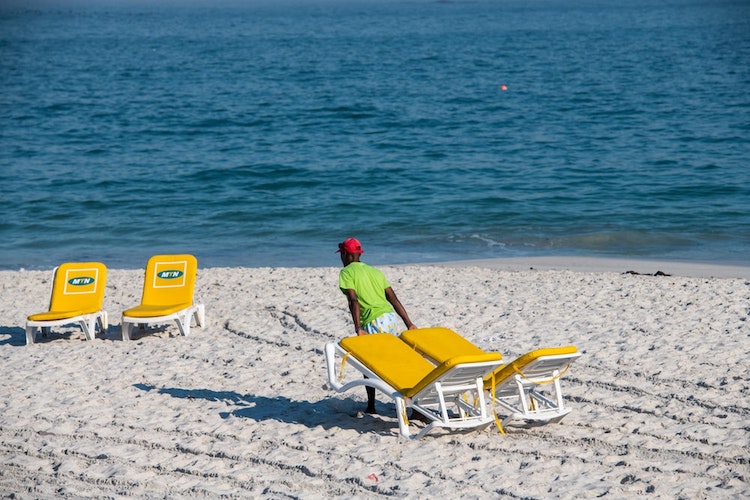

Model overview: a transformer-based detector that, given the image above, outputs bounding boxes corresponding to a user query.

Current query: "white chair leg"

[26,326,36,345]
[81,318,94,341]
[122,318,131,341]
[175,316,189,336]
[554,376,565,410]
[516,376,531,417]
[195,304,205,327]
[395,398,412,439]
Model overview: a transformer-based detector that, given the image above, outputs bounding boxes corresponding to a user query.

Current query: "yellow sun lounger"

[121,254,205,340]
[26,262,108,345]
[400,327,581,427]
[325,333,503,439]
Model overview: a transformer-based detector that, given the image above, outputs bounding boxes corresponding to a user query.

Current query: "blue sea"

[1,0,749,270]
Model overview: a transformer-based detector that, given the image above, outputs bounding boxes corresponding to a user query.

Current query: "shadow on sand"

[0,323,183,346]
[0,326,27,346]
[1,324,128,346]
[133,383,399,436]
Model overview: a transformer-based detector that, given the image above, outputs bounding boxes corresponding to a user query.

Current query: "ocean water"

[1,0,749,270]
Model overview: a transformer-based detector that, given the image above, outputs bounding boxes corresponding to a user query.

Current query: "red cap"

[337,237,364,254]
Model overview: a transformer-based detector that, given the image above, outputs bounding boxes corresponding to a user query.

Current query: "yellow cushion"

[340,334,435,393]
[339,334,502,398]
[28,310,89,321]
[486,346,579,388]
[123,303,193,318]
[400,327,496,362]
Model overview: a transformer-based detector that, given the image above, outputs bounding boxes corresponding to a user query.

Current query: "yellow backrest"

[400,327,495,363]
[487,346,579,387]
[139,254,197,307]
[48,262,107,314]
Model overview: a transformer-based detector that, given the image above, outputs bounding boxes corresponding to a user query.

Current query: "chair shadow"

[0,326,27,346]
[133,383,397,435]
[125,324,183,341]
[0,324,127,346]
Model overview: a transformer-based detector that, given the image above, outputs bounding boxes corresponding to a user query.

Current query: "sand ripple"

[1,265,748,498]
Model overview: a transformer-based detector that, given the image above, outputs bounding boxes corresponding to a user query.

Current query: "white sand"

[1,259,748,498]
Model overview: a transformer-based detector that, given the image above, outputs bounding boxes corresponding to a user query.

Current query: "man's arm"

[344,288,367,336]
[385,287,417,330]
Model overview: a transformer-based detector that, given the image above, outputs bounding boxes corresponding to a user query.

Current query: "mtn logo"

[68,277,94,286]
[157,270,184,279]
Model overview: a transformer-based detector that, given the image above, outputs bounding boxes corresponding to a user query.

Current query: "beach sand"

[1,259,748,498]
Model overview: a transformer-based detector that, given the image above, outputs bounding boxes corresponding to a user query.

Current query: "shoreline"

[425,256,750,279]
[8,256,750,279]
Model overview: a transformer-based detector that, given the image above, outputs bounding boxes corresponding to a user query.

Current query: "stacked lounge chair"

[325,327,581,438]
[401,327,581,428]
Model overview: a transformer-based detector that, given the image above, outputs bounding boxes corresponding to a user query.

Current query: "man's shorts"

[363,312,400,335]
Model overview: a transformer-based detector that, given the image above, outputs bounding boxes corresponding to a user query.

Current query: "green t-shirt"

[339,262,394,327]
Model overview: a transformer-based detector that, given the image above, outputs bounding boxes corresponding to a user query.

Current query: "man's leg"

[366,387,376,414]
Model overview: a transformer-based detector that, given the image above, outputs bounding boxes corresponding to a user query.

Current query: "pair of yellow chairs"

[325,327,581,439]
[25,254,205,345]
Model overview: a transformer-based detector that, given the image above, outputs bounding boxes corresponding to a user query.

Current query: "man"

[337,237,418,413]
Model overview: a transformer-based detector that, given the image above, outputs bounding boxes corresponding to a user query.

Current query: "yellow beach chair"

[400,327,581,427]
[325,333,503,439]
[26,262,108,345]
[121,254,205,340]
